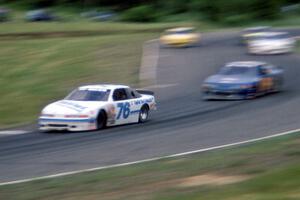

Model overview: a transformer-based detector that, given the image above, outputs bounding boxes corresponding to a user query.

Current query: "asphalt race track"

[1,29,300,183]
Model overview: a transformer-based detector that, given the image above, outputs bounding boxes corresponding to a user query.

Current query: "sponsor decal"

[107,104,116,124]
[259,77,273,91]
[134,98,153,105]
[117,102,131,119]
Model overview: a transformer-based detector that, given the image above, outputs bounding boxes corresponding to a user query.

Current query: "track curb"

[139,39,159,87]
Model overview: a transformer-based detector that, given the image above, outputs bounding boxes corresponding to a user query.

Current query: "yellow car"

[160,27,201,47]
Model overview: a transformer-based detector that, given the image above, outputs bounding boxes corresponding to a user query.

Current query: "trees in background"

[0,0,296,23]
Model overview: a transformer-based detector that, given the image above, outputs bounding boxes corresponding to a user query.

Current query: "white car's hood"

[42,100,107,115]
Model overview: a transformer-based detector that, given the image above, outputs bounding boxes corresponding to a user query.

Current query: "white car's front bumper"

[39,117,97,131]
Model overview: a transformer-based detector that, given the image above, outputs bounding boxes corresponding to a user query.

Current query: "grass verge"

[296,40,300,53]
[0,8,197,128]
[0,132,299,199]
[0,32,160,127]
[0,21,193,35]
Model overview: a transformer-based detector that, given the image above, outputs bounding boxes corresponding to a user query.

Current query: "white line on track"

[0,128,299,186]
[0,130,29,135]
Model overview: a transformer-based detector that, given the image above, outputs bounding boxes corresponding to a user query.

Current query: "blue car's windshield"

[219,66,257,76]
[65,89,110,101]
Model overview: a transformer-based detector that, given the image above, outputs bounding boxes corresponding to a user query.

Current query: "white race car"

[241,26,271,44]
[247,32,295,54]
[39,84,156,132]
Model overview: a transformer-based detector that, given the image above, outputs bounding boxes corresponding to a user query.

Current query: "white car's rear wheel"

[139,105,149,123]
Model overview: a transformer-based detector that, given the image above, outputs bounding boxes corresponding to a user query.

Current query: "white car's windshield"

[243,27,269,35]
[65,89,110,101]
[219,66,257,76]
[250,34,289,41]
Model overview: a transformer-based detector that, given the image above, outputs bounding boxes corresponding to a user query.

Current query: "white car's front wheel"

[139,105,149,123]
[97,110,107,130]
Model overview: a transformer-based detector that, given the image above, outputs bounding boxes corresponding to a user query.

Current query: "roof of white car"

[79,84,129,90]
[226,61,266,67]
[243,26,270,31]
[246,31,288,37]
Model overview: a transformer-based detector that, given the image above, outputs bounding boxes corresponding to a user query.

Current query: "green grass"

[296,40,300,53]
[0,4,196,127]
[0,4,197,128]
[0,132,299,200]
[0,21,193,34]
[236,14,300,28]
[0,32,160,127]
[0,5,201,128]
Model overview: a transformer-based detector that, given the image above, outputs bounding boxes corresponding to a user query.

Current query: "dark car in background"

[0,7,10,22]
[25,9,56,22]
[202,61,284,100]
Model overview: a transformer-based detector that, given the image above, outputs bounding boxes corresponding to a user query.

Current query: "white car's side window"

[113,88,129,101]
[127,89,142,99]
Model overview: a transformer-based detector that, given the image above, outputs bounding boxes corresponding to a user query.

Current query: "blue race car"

[202,61,284,100]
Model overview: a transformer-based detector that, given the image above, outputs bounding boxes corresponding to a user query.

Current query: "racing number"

[117,102,131,119]
[259,77,273,91]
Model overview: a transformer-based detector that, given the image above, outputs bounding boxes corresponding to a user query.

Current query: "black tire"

[39,130,52,134]
[97,110,107,130]
[272,78,284,93]
[139,105,149,123]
